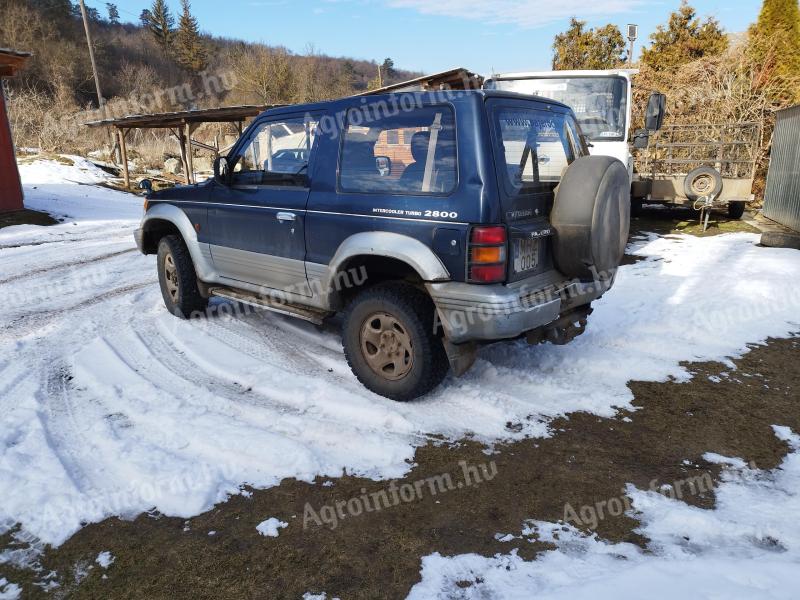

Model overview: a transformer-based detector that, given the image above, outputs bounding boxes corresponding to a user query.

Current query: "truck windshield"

[489,76,628,142]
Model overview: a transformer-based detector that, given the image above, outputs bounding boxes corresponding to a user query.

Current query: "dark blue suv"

[135,90,630,400]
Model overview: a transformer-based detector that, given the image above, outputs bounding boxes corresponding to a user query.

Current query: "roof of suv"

[260,89,572,119]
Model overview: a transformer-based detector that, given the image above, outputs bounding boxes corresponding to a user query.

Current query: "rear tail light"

[468,225,507,284]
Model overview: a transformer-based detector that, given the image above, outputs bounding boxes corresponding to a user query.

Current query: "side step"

[207,286,331,325]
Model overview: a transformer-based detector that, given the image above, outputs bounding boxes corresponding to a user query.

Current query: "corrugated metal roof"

[85,105,274,129]
[357,67,483,96]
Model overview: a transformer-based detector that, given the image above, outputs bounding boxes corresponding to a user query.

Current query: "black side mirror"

[633,129,650,150]
[213,156,230,185]
[138,178,153,192]
[645,92,667,132]
[375,155,392,177]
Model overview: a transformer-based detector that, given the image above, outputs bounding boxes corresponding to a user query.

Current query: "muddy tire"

[342,283,449,401]
[550,156,630,280]
[157,235,208,319]
[727,201,746,220]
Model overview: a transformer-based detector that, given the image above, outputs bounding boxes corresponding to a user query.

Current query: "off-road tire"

[342,283,449,401]
[157,235,208,319]
[727,201,746,220]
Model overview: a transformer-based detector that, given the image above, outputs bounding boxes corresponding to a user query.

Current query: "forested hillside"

[0,0,417,155]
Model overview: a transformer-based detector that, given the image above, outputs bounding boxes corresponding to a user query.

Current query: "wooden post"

[176,127,191,185]
[185,122,195,184]
[117,128,130,189]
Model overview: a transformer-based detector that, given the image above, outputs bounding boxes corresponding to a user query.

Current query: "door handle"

[276,212,296,222]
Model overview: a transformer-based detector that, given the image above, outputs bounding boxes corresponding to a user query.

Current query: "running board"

[207,286,331,325]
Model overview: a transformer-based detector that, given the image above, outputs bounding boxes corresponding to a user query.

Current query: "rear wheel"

[342,283,449,401]
[157,235,208,319]
[727,201,746,220]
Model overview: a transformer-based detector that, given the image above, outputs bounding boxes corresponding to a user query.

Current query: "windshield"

[489,76,628,142]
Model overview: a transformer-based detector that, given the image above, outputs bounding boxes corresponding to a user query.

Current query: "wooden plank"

[117,128,130,189]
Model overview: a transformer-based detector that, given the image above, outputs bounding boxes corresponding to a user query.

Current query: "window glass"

[489,76,628,141]
[340,105,456,195]
[231,115,317,186]
[565,115,589,157]
[491,105,575,195]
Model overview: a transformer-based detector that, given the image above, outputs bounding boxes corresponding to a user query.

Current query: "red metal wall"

[0,89,24,212]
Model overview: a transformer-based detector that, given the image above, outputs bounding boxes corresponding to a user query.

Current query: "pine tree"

[175,0,208,73]
[552,18,626,69]
[106,3,120,24]
[146,0,174,54]
[641,1,727,71]
[748,0,800,102]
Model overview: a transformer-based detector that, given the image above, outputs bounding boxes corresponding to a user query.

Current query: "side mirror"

[633,129,650,150]
[213,156,230,185]
[138,178,153,192]
[645,92,667,132]
[375,155,392,177]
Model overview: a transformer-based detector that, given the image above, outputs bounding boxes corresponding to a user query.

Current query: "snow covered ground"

[1,158,800,596]
[410,426,800,599]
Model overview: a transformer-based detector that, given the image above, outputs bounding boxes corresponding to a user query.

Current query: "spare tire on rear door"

[550,155,630,280]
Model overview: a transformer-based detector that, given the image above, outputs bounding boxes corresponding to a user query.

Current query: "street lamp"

[627,24,639,68]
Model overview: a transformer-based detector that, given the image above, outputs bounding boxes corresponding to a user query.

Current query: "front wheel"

[342,283,449,401]
[157,235,208,319]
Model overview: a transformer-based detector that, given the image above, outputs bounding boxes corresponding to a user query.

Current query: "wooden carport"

[85,105,271,188]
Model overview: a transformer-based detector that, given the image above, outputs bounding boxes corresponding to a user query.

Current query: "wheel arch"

[140,203,215,281]
[320,232,450,309]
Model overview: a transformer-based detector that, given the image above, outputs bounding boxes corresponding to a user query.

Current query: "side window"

[231,115,318,187]
[339,105,457,195]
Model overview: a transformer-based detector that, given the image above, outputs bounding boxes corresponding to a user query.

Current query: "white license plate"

[513,238,540,273]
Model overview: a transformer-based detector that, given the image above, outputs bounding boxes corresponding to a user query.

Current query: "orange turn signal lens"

[471,246,504,264]
[143,199,149,212]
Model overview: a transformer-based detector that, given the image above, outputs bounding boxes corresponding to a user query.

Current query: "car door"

[208,113,319,296]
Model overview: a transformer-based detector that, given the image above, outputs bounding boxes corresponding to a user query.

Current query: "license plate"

[513,238,540,273]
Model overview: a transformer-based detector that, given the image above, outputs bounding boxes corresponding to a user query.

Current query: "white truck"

[484,69,754,219]
[484,70,643,182]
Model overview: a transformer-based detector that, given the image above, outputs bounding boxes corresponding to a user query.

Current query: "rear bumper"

[427,271,611,344]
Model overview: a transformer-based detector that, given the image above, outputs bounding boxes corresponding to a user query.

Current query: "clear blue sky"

[89,0,762,74]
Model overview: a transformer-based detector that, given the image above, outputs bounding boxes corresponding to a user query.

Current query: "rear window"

[339,105,457,195]
[489,103,578,197]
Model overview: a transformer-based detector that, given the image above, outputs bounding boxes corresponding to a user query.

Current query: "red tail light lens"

[470,264,506,282]
[468,225,507,284]
[470,226,506,245]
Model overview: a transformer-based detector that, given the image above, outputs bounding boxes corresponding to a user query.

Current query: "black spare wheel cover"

[550,155,630,280]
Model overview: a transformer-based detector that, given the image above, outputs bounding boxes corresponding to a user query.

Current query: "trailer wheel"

[684,167,722,201]
[727,201,746,220]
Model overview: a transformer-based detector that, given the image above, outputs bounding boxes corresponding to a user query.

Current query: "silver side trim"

[209,245,312,296]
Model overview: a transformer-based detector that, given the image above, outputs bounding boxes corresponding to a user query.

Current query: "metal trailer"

[631,122,761,218]
[762,105,800,233]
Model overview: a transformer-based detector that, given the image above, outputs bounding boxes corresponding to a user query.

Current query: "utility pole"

[626,24,639,68]
[78,0,105,111]
[77,0,118,164]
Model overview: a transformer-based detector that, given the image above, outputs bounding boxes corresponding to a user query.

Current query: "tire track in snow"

[2,280,154,339]
[0,248,137,286]
[119,319,437,444]
[34,363,104,496]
